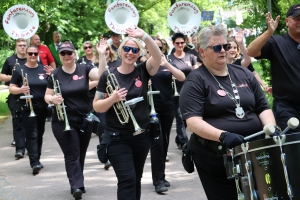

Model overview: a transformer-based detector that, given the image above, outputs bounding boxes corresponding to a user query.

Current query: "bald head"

[31,34,40,46]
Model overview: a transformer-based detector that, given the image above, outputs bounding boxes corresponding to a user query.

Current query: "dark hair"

[171,33,186,42]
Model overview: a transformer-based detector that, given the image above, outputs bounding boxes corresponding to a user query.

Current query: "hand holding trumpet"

[51,93,64,105]
[21,84,30,95]
[110,87,128,103]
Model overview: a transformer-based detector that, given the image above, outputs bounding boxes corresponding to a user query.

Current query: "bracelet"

[141,33,148,41]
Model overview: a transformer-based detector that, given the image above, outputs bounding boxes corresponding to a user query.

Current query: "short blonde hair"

[117,37,143,58]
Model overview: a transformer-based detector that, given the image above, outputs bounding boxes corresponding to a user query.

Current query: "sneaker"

[165,156,169,162]
[104,160,112,170]
[164,180,170,187]
[11,140,15,147]
[32,165,42,175]
[177,143,182,150]
[15,152,24,159]
[155,181,168,193]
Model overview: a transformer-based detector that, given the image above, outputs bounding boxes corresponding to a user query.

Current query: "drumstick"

[244,124,275,140]
[279,117,299,136]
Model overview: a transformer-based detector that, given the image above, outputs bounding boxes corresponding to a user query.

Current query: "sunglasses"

[84,46,92,50]
[27,52,38,56]
[60,51,73,56]
[175,42,185,45]
[17,45,27,47]
[158,46,163,51]
[123,46,140,54]
[207,43,231,53]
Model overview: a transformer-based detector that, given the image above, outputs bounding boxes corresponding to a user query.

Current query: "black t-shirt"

[168,53,197,92]
[108,58,122,69]
[110,44,119,56]
[48,63,94,121]
[233,59,255,72]
[77,56,95,66]
[151,65,176,113]
[97,62,151,134]
[10,64,48,109]
[256,33,300,103]
[1,55,27,86]
[187,49,203,64]
[179,64,270,153]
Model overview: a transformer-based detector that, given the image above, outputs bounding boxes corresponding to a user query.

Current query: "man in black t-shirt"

[247,4,300,133]
[110,32,121,56]
[0,38,27,157]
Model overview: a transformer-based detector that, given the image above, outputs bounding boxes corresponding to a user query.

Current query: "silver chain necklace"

[207,67,245,119]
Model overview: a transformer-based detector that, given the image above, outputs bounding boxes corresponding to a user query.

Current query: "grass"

[0,91,10,124]
[252,61,273,108]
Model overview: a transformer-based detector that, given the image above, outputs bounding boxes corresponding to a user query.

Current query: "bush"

[0,48,14,85]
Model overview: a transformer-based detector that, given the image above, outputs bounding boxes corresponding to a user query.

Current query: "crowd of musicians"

[0,4,300,200]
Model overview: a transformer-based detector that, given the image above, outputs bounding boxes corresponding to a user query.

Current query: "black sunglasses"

[175,42,185,45]
[158,46,163,51]
[123,46,140,54]
[84,46,92,50]
[27,52,38,56]
[297,44,300,50]
[60,51,73,56]
[207,43,231,53]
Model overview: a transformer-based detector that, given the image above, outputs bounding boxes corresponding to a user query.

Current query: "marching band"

[1,1,300,200]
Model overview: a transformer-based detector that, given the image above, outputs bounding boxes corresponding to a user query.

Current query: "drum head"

[3,5,39,39]
[167,1,201,35]
[105,1,139,34]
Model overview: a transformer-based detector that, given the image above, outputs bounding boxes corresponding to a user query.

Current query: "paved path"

[0,117,206,200]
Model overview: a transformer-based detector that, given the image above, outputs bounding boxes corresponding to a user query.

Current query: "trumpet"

[171,76,180,97]
[51,74,71,131]
[147,80,160,116]
[20,69,36,117]
[12,59,20,74]
[105,66,145,136]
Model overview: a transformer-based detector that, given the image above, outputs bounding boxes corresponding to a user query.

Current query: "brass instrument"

[171,76,180,97]
[12,59,20,74]
[147,80,160,116]
[51,74,71,131]
[80,58,86,64]
[105,66,144,136]
[20,69,36,117]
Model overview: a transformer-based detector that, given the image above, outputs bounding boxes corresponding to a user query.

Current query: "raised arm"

[160,55,185,82]
[235,31,251,67]
[95,39,109,77]
[247,12,280,57]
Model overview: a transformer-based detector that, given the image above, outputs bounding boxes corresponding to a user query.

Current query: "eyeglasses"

[60,51,73,56]
[207,43,231,53]
[175,42,185,45]
[84,46,92,50]
[17,45,26,47]
[289,17,300,22]
[27,52,38,56]
[123,46,140,54]
[297,44,300,50]
[158,46,163,51]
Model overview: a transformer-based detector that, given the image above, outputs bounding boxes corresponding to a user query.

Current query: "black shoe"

[38,163,44,169]
[72,189,82,200]
[177,143,182,150]
[155,182,168,193]
[104,160,112,170]
[71,187,86,194]
[15,152,24,159]
[164,180,170,187]
[32,165,41,175]
[11,140,15,147]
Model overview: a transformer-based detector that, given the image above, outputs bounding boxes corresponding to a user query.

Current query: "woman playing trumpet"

[93,27,161,200]
[144,37,185,193]
[9,45,48,175]
[44,41,100,200]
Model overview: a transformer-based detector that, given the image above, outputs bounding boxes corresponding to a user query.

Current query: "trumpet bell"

[3,5,39,39]
[29,110,36,117]
[133,128,145,136]
[105,1,139,34]
[167,1,201,35]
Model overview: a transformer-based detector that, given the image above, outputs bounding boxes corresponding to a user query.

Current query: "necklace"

[207,67,245,119]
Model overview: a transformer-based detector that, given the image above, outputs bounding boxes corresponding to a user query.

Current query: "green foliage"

[0,91,10,116]
[0,49,14,72]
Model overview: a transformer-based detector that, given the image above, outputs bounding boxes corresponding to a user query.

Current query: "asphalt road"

[0,117,207,200]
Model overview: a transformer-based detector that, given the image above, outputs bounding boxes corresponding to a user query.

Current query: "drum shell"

[234,133,300,199]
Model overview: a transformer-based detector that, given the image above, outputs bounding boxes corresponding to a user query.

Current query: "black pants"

[52,118,92,192]
[22,107,47,167]
[106,128,151,200]
[150,111,174,186]
[173,96,188,145]
[192,145,237,200]
[95,112,106,144]
[273,99,300,133]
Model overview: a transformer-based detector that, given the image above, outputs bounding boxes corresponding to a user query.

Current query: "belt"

[196,135,227,157]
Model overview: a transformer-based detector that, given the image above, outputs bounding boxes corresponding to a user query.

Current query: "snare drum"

[233,132,300,200]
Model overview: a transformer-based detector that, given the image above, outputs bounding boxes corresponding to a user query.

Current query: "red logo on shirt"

[38,73,45,80]
[135,76,142,88]
[72,75,84,81]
